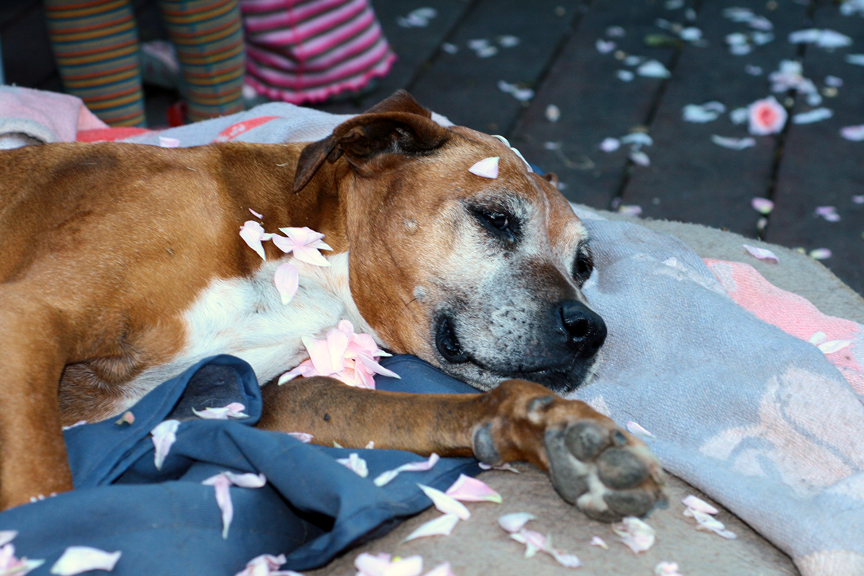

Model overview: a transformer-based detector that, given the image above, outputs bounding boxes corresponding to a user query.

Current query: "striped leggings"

[44,0,245,126]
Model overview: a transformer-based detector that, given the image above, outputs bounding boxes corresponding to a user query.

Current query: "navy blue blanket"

[1,355,480,575]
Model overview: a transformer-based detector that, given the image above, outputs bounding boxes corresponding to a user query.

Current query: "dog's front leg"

[259,377,666,521]
[0,297,74,510]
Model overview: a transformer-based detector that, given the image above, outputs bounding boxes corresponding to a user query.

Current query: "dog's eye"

[472,208,518,243]
[573,250,593,284]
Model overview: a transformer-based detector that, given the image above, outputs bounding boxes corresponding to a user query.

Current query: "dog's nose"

[559,301,607,356]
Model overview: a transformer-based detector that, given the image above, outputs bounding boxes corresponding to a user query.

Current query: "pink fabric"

[705,259,863,396]
[0,86,106,142]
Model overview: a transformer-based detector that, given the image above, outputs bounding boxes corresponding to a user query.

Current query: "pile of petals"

[355,553,455,576]
[374,454,440,487]
[681,495,737,539]
[51,546,122,576]
[768,60,821,106]
[193,402,248,420]
[239,218,333,306]
[278,320,398,389]
[0,531,43,576]
[202,471,267,539]
[402,475,501,543]
[233,553,303,576]
[497,513,581,568]
[612,516,656,553]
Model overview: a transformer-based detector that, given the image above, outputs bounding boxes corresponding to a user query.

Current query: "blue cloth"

[1,355,479,575]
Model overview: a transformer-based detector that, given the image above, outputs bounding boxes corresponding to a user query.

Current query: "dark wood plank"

[765,4,864,296]
[617,0,810,235]
[1,6,56,88]
[404,0,586,134]
[508,0,681,209]
[313,0,475,114]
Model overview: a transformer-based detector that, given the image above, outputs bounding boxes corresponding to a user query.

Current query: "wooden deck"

[2,0,862,296]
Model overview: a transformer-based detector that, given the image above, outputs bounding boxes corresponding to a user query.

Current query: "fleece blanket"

[3,98,864,575]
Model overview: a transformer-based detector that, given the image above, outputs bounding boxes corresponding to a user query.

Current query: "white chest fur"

[124,252,376,404]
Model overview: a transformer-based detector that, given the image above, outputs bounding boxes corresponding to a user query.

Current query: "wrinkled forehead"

[443,126,589,249]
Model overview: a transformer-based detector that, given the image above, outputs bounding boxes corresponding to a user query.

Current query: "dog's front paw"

[472,380,666,522]
[544,420,665,521]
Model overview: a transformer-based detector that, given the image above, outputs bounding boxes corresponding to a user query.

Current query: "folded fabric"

[0,85,106,148]
[0,355,478,575]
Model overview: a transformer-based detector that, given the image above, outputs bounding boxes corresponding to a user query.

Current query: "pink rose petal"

[478,462,519,473]
[248,209,263,219]
[550,550,581,568]
[418,484,471,520]
[841,125,864,141]
[510,529,547,558]
[743,244,779,263]
[0,532,17,548]
[158,136,180,148]
[809,248,832,260]
[751,197,774,214]
[374,453,440,487]
[613,516,656,553]
[617,204,642,217]
[625,421,654,437]
[423,562,456,576]
[271,227,332,267]
[337,453,369,478]
[240,221,268,261]
[356,553,423,576]
[274,263,300,305]
[202,472,266,539]
[468,157,500,179]
[818,340,852,354]
[403,514,460,542]
[686,509,737,539]
[655,561,684,576]
[287,432,313,443]
[50,546,121,576]
[498,512,535,533]
[233,553,304,576]
[599,137,621,152]
[151,419,180,470]
[682,495,719,515]
[444,474,502,503]
[114,411,135,426]
[748,96,787,136]
[193,402,248,420]
[590,536,609,549]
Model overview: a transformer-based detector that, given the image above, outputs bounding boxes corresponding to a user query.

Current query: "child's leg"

[157,0,246,122]
[44,0,146,127]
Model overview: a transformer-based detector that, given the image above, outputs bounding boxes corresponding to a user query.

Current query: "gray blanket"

[117,102,864,576]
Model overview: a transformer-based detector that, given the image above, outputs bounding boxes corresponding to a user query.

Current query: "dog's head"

[294,91,605,393]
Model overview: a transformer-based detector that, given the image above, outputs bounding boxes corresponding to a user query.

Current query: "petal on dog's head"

[50,547,120,576]
[239,221,267,260]
[274,263,300,305]
[469,157,499,179]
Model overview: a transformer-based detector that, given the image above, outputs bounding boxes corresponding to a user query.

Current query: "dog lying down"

[0,90,665,520]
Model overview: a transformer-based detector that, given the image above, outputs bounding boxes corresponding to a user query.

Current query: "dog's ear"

[293,91,450,193]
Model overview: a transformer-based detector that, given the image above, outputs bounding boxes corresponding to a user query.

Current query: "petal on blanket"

[222,472,267,489]
[743,244,779,263]
[192,402,248,420]
[274,263,300,305]
[233,553,294,576]
[468,157,499,179]
[498,512,535,533]
[403,514,460,542]
[417,484,471,520]
[337,453,369,478]
[373,454,440,486]
[287,432,313,443]
[444,474,502,503]
[50,546,121,575]
[151,419,180,470]
[818,340,852,354]
[203,475,233,539]
[0,532,17,547]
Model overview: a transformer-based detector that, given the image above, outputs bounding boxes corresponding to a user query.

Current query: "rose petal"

[418,484,471,519]
[468,157,500,179]
[550,550,581,568]
[374,454,440,486]
[711,135,756,150]
[240,221,267,261]
[590,536,609,549]
[423,562,456,576]
[248,209,263,219]
[50,547,121,575]
[751,197,774,214]
[743,244,779,263]
[158,136,180,148]
[62,420,87,431]
[114,411,135,425]
[612,516,656,553]
[478,462,520,473]
[682,495,719,515]
[629,150,650,166]
[617,70,635,82]
[655,561,683,576]
[626,421,655,437]
[510,529,547,558]
[0,532,17,548]
[193,402,248,420]
[291,245,331,267]
[621,133,653,147]
[748,96,787,136]
[277,361,314,384]
[809,248,832,260]
[233,553,300,576]
[445,474,502,503]
[202,472,266,539]
[357,354,401,379]
[818,340,852,354]
[637,60,671,78]
[498,512,535,533]
[596,39,616,53]
[792,108,833,124]
[221,472,267,489]
[841,125,864,141]
[403,514,460,542]
[600,138,621,152]
[617,205,642,217]
[269,263,301,306]
[688,509,737,539]
[337,453,369,478]
[151,419,180,470]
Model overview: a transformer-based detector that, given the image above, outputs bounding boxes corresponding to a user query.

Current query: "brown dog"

[0,91,664,520]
